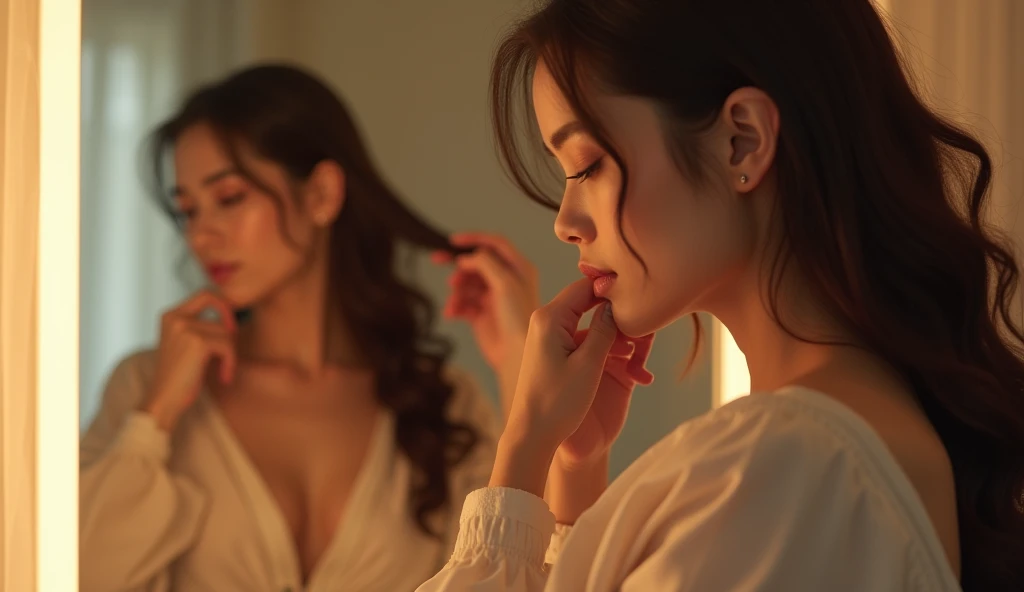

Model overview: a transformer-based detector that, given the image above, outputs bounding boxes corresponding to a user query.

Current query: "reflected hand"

[145,290,238,432]
[433,232,539,409]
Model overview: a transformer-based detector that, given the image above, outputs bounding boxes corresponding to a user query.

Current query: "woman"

[79,64,538,592]
[421,0,1024,590]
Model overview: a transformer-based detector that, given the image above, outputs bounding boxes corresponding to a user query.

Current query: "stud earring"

[740,174,749,184]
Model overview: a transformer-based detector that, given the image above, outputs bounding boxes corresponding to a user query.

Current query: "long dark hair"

[490,0,1024,588]
[147,63,478,537]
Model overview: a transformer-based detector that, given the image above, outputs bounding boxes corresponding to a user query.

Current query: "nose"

[186,209,223,252]
[554,201,596,245]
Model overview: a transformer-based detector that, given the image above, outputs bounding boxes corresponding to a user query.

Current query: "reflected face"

[172,123,318,308]
[532,61,757,337]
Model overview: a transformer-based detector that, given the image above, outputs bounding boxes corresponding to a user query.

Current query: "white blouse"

[419,387,962,591]
[80,351,501,592]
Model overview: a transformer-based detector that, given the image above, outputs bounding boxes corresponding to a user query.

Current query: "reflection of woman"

[421,0,1024,591]
[79,64,537,592]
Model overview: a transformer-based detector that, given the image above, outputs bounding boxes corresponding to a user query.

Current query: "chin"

[609,302,676,339]
[215,285,257,310]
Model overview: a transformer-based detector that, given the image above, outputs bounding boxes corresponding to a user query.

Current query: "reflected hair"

[491,0,1024,588]
[146,63,478,537]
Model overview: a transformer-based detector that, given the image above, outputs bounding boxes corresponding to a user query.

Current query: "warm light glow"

[37,0,81,589]
[712,319,750,407]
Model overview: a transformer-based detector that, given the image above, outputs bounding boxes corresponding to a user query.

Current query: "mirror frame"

[38,0,81,589]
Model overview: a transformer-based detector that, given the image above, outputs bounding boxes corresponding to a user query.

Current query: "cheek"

[235,199,310,265]
[615,181,752,334]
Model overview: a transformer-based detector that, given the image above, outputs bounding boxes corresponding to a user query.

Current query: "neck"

[239,256,364,375]
[709,257,853,394]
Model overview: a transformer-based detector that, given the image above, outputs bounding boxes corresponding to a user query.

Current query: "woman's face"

[172,123,324,308]
[532,60,775,337]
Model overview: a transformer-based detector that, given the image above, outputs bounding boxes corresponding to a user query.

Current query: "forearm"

[489,423,557,498]
[497,346,525,422]
[545,451,608,525]
[142,396,184,433]
[497,370,518,421]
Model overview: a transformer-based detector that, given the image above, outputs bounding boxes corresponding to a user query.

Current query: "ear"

[720,87,779,194]
[305,160,346,228]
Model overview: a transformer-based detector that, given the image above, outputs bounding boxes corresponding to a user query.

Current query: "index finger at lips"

[176,290,237,333]
[449,232,533,278]
[541,278,602,334]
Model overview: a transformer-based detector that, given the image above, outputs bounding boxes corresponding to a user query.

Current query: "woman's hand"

[557,328,654,467]
[144,290,238,433]
[543,327,653,524]
[490,278,654,496]
[433,232,540,415]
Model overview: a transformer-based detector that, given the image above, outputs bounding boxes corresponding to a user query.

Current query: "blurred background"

[79,0,1023,477]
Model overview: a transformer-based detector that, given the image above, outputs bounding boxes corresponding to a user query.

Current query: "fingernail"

[603,303,614,320]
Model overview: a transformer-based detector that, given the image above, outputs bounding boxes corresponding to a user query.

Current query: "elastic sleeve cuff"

[452,487,556,566]
[114,411,171,462]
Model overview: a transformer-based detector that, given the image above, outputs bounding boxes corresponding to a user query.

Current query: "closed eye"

[220,192,246,206]
[566,158,602,183]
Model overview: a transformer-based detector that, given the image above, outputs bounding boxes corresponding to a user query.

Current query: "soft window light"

[712,320,750,407]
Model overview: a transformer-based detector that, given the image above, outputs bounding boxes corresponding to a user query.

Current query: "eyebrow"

[544,120,589,155]
[170,168,241,197]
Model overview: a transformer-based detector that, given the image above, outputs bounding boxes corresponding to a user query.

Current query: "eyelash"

[567,158,602,183]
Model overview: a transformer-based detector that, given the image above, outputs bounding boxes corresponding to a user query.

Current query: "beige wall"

[243,0,714,475]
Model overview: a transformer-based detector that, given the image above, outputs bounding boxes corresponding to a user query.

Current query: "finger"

[626,334,656,385]
[574,302,618,363]
[601,354,654,390]
[175,290,237,333]
[446,271,486,316]
[455,250,517,296]
[573,328,634,357]
[443,289,484,320]
[431,250,454,265]
[450,269,487,294]
[203,337,237,384]
[449,232,534,278]
[601,355,636,390]
[545,277,602,328]
[186,319,234,339]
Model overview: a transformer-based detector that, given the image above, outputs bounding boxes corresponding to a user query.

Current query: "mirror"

[77,1,709,590]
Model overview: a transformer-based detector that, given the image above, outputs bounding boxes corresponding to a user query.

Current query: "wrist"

[546,450,609,524]
[489,428,559,498]
[142,396,181,433]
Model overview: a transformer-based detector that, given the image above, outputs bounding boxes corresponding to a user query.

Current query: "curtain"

[883,0,1024,323]
[79,0,243,429]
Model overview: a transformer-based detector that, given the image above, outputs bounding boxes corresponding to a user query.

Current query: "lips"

[579,262,617,298]
[206,263,239,285]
